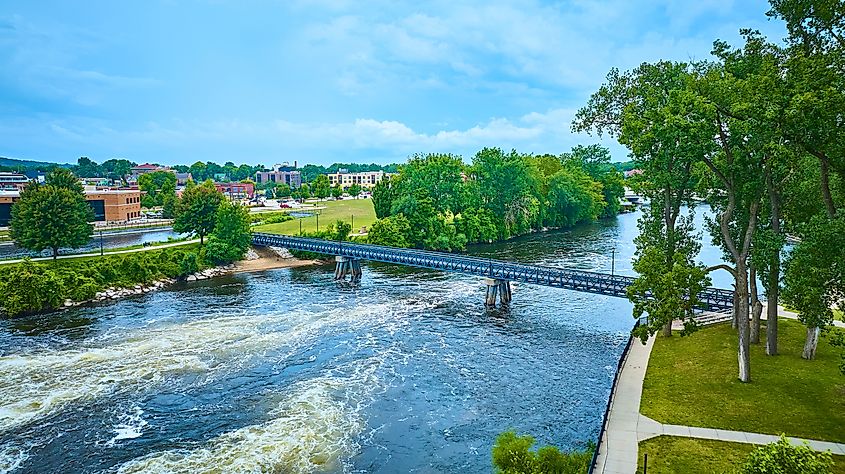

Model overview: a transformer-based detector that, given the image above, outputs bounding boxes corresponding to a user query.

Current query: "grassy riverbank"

[637,436,845,474]
[0,244,208,317]
[254,199,377,235]
[641,319,845,443]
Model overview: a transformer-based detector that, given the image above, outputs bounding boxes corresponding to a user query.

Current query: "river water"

[0,206,734,473]
[0,229,183,260]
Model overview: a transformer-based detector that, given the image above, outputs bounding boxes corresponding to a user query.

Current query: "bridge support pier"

[485,278,512,307]
[335,256,362,283]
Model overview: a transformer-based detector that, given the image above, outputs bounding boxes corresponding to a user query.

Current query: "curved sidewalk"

[595,319,845,473]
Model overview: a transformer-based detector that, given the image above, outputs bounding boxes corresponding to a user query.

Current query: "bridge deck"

[252,233,735,311]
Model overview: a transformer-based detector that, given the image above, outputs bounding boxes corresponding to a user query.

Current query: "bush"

[0,259,66,316]
[491,430,594,474]
[740,435,833,474]
[179,252,201,277]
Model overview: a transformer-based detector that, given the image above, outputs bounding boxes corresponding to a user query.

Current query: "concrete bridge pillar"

[485,278,512,307]
[335,256,362,283]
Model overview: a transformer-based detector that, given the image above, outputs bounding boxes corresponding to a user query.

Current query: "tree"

[546,167,605,228]
[101,159,134,182]
[367,215,412,247]
[205,201,252,263]
[372,176,398,219]
[574,61,708,341]
[782,215,845,359]
[46,167,84,193]
[312,175,331,200]
[332,220,352,241]
[276,183,292,198]
[472,148,541,238]
[348,183,362,199]
[398,153,466,213]
[173,180,224,245]
[161,180,177,219]
[299,183,312,200]
[75,156,101,178]
[10,173,94,259]
[330,184,343,199]
[138,171,177,207]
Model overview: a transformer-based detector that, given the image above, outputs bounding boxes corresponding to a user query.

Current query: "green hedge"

[0,245,209,317]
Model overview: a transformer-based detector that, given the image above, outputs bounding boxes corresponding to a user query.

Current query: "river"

[0,206,735,473]
[0,229,183,260]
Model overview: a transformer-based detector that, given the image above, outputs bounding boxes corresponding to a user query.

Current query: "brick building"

[0,189,142,226]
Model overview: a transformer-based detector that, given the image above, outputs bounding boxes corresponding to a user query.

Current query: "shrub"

[740,435,833,474]
[491,430,594,474]
[0,259,65,316]
[179,252,200,277]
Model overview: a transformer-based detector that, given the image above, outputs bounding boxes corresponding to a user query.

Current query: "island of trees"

[366,145,625,251]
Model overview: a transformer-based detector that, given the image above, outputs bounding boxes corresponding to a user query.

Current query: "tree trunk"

[736,262,751,383]
[200,233,204,246]
[732,291,739,330]
[802,326,820,360]
[53,247,59,260]
[662,320,672,337]
[766,169,781,356]
[750,266,762,344]
[818,156,837,219]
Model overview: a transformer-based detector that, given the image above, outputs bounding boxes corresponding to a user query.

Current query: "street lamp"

[611,248,616,277]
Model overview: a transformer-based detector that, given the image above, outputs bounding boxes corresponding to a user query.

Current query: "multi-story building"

[130,163,167,178]
[255,163,301,188]
[0,189,142,226]
[0,172,30,191]
[215,182,255,199]
[326,170,391,189]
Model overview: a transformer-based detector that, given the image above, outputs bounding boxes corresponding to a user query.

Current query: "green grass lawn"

[641,319,845,443]
[254,199,377,235]
[637,436,845,474]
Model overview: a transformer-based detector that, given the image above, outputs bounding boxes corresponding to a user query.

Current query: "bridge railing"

[251,233,736,311]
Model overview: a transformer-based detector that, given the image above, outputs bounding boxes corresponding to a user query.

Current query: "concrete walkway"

[595,309,845,473]
[0,239,199,265]
[637,415,845,455]
[593,336,655,473]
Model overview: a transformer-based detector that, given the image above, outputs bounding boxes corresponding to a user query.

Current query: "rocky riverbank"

[60,246,318,308]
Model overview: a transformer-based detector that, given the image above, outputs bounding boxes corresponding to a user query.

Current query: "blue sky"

[0,0,786,166]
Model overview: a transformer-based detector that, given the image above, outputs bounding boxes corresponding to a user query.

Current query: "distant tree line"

[367,146,625,252]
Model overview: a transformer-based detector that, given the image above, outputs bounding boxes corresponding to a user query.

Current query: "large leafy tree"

[574,61,710,341]
[312,175,331,200]
[10,170,94,259]
[101,159,135,182]
[173,180,224,245]
[138,171,177,207]
[205,201,252,263]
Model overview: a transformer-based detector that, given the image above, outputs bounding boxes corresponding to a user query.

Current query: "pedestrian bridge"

[251,233,735,311]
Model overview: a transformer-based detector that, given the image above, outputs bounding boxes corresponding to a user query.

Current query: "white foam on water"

[0,299,407,434]
[0,444,29,474]
[117,357,387,474]
[105,405,148,447]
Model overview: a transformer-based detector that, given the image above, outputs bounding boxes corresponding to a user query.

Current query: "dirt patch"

[233,246,319,273]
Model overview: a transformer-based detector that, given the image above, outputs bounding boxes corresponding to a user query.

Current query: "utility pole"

[611,248,616,277]
[316,211,319,232]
